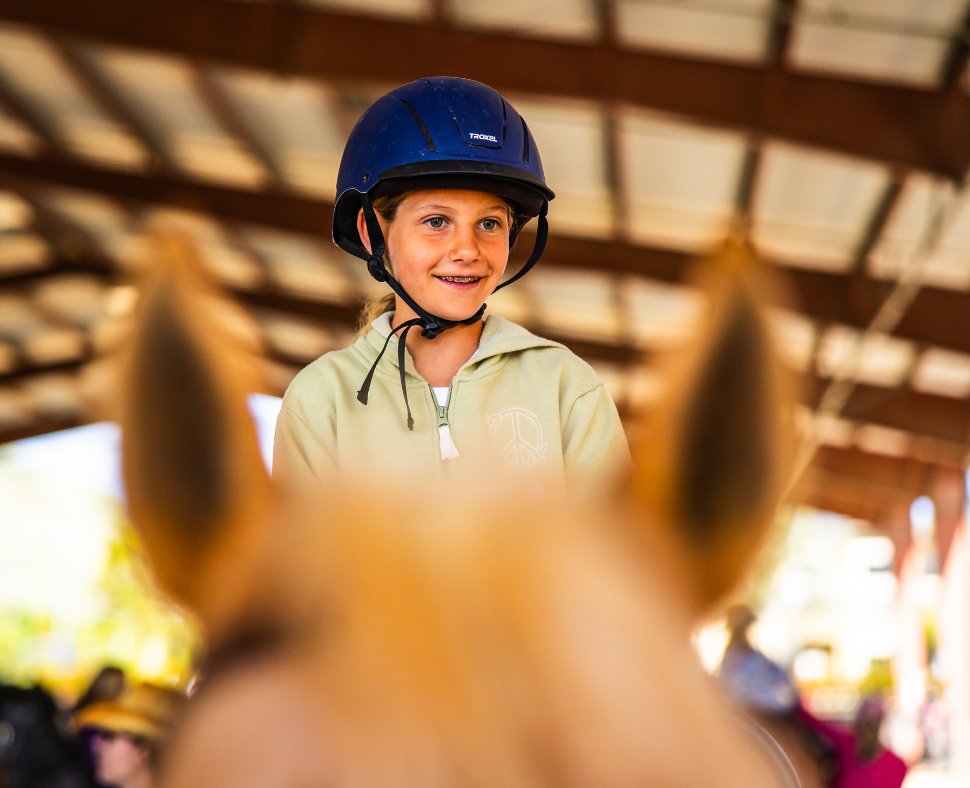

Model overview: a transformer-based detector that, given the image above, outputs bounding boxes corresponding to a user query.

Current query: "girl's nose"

[449,225,480,262]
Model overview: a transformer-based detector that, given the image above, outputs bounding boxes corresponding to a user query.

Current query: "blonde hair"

[357,292,396,332]
[355,193,408,333]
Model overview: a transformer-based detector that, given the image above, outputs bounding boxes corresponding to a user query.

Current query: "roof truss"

[2,0,969,179]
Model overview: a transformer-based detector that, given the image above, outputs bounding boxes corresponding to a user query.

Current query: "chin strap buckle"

[367,256,388,282]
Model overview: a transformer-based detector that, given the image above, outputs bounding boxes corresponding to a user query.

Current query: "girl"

[273,76,630,500]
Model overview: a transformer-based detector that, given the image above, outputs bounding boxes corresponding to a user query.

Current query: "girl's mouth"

[436,276,482,284]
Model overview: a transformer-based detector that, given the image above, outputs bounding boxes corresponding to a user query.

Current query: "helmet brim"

[375,160,554,218]
[333,162,553,254]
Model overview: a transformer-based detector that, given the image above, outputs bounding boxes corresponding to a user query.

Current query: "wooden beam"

[0,73,61,150]
[0,274,963,525]
[231,284,360,327]
[3,0,970,177]
[813,443,953,488]
[6,151,970,359]
[8,263,970,462]
[0,151,325,235]
[793,466,910,525]
[766,0,798,66]
[848,173,906,276]
[191,64,283,187]
[52,38,171,169]
[804,376,970,450]
[0,356,87,384]
[791,443,951,525]
[940,5,970,90]
[0,415,86,446]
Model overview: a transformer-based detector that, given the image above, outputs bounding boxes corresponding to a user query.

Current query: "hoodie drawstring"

[356,317,423,431]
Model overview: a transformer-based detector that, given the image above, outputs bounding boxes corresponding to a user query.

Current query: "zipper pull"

[437,401,459,460]
[433,386,459,460]
[438,424,460,460]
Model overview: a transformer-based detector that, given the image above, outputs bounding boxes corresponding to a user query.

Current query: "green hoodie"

[273,313,631,501]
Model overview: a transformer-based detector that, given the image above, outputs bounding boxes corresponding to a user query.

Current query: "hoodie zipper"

[433,383,460,461]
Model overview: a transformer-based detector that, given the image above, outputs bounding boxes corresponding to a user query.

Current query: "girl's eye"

[425,216,446,229]
[481,218,502,232]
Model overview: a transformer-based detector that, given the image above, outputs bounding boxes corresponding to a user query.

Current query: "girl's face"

[363,189,512,323]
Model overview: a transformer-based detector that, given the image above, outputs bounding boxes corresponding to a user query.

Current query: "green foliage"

[859,658,894,695]
[80,511,201,688]
[1,503,200,696]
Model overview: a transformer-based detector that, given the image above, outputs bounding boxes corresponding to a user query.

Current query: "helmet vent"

[520,116,530,164]
[399,99,437,152]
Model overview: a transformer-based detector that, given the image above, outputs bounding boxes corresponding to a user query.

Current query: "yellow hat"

[76,683,184,743]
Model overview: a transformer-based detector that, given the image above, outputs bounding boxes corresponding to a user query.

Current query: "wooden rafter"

[5,151,970,359]
[2,0,969,178]
[5,262,970,461]
[191,63,284,188]
[940,4,970,90]
[767,0,798,66]
[0,72,61,150]
[794,467,916,526]
[791,443,956,526]
[0,355,88,384]
[0,415,87,446]
[0,151,319,232]
[802,375,970,455]
[848,173,906,276]
[52,38,171,169]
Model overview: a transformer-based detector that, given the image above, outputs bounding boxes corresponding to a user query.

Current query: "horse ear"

[626,235,799,613]
[114,231,274,631]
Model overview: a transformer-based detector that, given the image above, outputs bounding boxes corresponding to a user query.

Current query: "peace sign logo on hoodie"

[487,407,548,468]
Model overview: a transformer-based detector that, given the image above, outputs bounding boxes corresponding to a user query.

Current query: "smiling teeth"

[439,276,479,283]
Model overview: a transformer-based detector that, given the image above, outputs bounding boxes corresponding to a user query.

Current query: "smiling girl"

[273,77,630,500]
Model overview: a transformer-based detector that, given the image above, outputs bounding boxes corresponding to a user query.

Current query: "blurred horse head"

[111,231,797,786]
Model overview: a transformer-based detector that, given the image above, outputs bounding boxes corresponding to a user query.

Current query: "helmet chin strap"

[494,201,549,294]
[360,195,484,340]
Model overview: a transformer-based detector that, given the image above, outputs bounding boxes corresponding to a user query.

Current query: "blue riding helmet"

[335,77,555,430]
[333,76,554,261]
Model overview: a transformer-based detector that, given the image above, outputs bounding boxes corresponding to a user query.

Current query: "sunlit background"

[0,394,281,699]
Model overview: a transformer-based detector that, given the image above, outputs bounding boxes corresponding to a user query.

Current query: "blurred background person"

[74,683,184,788]
[72,666,127,787]
[717,605,909,787]
[719,604,800,714]
[843,694,908,787]
[0,681,94,788]
[717,605,835,787]
[73,666,127,715]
